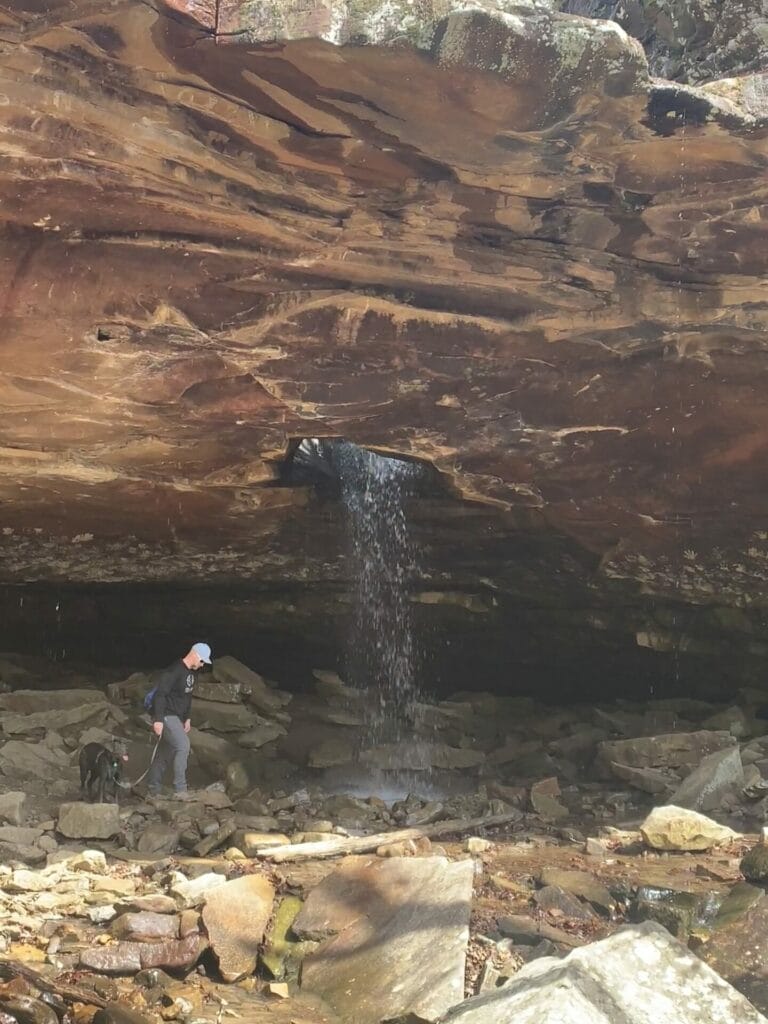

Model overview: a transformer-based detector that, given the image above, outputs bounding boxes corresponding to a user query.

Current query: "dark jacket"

[152,660,195,723]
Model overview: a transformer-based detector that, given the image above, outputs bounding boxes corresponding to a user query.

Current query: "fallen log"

[0,958,108,1009]
[254,811,523,862]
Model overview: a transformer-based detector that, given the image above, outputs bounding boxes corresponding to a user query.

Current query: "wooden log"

[255,811,522,862]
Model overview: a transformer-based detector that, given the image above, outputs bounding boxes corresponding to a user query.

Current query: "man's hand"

[153,721,164,738]
[184,719,191,734]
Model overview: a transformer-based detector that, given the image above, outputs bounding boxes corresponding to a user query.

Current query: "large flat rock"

[439,921,768,1023]
[201,873,276,982]
[297,855,474,1024]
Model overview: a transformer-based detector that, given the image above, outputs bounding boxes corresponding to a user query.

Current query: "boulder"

[194,679,246,704]
[1,701,112,735]
[439,921,767,1023]
[598,731,735,770]
[297,856,473,1024]
[188,730,238,775]
[58,802,121,840]
[0,791,26,825]
[669,746,745,812]
[191,699,256,732]
[530,778,568,821]
[237,723,287,749]
[201,873,276,982]
[136,823,180,856]
[701,887,768,1013]
[224,761,250,799]
[212,657,285,715]
[0,840,46,865]
[0,740,70,779]
[609,762,677,794]
[0,688,108,713]
[0,825,43,845]
[640,805,739,852]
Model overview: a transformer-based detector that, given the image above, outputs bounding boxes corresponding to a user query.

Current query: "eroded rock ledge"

[0,0,766,689]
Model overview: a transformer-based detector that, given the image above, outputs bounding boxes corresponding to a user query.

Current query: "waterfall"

[330,441,423,744]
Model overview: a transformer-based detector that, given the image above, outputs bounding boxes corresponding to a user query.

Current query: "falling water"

[329,440,423,744]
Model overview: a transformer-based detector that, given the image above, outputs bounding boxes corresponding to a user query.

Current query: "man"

[147,642,212,798]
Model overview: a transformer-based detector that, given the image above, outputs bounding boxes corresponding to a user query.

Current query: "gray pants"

[147,716,189,794]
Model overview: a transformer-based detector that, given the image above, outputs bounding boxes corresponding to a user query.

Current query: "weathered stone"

[307,738,355,768]
[194,679,246,704]
[212,657,284,715]
[58,802,121,840]
[201,873,276,982]
[238,724,287,749]
[0,741,70,780]
[79,943,142,974]
[235,831,290,856]
[535,885,597,922]
[297,856,473,1023]
[94,1005,155,1024]
[191,699,256,732]
[530,779,569,821]
[137,823,180,856]
[538,867,614,915]
[640,805,739,851]
[609,762,677,795]
[111,912,180,942]
[128,895,179,914]
[465,837,492,854]
[496,914,585,948]
[80,933,203,974]
[68,849,108,873]
[598,732,735,770]
[0,825,43,845]
[633,885,712,939]
[669,746,745,812]
[1,702,111,736]
[193,821,236,857]
[441,921,767,1023]
[224,761,250,800]
[0,841,45,865]
[741,832,768,884]
[0,791,26,826]
[171,872,228,909]
[701,888,768,1014]
[0,688,108,714]
[405,801,445,827]
[188,731,239,776]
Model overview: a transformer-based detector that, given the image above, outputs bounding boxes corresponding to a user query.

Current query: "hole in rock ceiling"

[280,437,447,500]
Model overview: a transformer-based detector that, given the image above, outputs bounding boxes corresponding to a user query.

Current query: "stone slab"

[439,921,767,1023]
[298,855,474,1024]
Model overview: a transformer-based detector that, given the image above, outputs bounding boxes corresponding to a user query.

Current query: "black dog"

[79,740,129,803]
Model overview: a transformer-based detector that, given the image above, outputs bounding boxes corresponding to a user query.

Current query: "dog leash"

[117,737,161,790]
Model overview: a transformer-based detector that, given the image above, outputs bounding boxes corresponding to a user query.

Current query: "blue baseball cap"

[192,642,212,664]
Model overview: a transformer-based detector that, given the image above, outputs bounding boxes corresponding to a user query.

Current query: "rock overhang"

[0,0,767,692]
